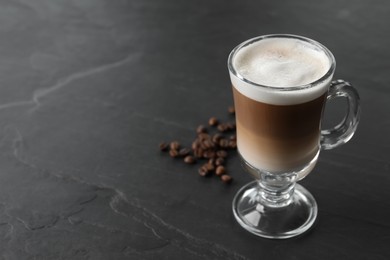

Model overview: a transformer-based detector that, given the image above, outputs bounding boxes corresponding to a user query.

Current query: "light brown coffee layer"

[233,86,326,171]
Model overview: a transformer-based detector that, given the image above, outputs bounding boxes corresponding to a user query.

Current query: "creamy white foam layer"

[230,37,333,105]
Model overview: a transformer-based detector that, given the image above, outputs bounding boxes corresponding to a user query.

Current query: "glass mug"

[228,34,360,239]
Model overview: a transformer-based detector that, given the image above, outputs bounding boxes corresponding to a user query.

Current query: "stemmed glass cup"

[228,34,361,239]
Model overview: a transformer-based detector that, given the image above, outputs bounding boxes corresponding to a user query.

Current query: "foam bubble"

[229,37,334,105]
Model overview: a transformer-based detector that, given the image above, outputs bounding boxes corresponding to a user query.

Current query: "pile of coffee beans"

[159,106,236,184]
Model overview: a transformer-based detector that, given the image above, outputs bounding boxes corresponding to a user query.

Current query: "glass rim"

[227,34,336,91]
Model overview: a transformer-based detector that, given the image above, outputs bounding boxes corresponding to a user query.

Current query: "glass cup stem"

[258,181,295,207]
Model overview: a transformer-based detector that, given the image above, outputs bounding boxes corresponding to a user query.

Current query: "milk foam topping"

[229,36,334,105]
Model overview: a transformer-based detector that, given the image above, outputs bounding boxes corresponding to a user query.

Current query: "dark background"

[0,0,388,259]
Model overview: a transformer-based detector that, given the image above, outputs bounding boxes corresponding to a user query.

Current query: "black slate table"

[0,0,388,259]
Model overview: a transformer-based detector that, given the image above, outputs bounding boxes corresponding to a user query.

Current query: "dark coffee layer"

[232,86,327,171]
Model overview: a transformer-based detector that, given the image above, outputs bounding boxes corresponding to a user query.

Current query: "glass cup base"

[232,181,318,239]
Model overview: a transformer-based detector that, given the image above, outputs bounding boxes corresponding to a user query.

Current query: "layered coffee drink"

[229,37,333,172]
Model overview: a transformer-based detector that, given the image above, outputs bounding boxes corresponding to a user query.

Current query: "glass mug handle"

[321,79,361,150]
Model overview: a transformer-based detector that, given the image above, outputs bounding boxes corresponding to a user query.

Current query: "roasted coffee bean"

[159,142,169,151]
[229,140,237,149]
[198,133,210,141]
[203,150,216,159]
[221,174,232,184]
[227,122,236,130]
[215,157,224,166]
[216,150,228,158]
[212,133,223,144]
[198,166,209,177]
[208,117,219,126]
[219,139,229,148]
[203,139,214,149]
[215,165,226,176]
[179,148,190,157]
[170,141,180,150]
[199,142,207,150]
[184,155,196,164]
[217,124,228,132]
[169,149,179,158]
[208,158,215,165]
[194,148,204,158]
[197,125,207,134]
[203,162,215,172]
[228,106,235,114]
[229,135,236,141]
[192,140,200,150]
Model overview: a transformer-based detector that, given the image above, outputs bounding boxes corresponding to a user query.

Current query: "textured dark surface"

[0,0,388,259]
